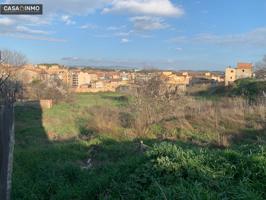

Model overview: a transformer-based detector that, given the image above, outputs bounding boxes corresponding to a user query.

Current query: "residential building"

[225,63,253,86]
[68,71,95,88]
[91,81,105,88]
[161,72,190,85]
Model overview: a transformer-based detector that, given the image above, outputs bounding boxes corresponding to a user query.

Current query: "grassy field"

[12,92,266,199]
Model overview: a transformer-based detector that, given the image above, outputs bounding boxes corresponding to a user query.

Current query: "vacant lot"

[12,92,266,199]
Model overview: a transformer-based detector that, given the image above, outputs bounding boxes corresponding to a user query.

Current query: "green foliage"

[150,124,166,137]
[106,142,266,200]
[193,79,266,101]
[233,79,266,99]
[12,92,266,199]
[42,93,125,136]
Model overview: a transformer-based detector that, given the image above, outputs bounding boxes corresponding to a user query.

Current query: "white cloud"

[0,17,15,26]
[107,25,127,31]
[102,0,184,17]
[0,10,58,41]
[1,0,183,43]
[130,16,169,31]
[113,29,153,39]
[121,38,130,43]
[0,33,67,42]
[8,0,184,17]
[115,30,134,36]
[107,26,120,31]
[61,15,76,25]
[6,0,108,15]
[0,0,107,42]
[14,15,53,26]
[16,26,51,35]
[171,27,266,47]
[80,24,98,29]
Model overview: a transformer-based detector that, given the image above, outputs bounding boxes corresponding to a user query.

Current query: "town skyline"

[0,0,266,70]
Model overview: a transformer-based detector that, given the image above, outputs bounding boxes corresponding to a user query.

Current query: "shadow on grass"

[11,102,266,200]
[12,102,146,199]
[14,102,49,147]
[188,84,229,101]
[229,128,266,145]
[100,94,129,106]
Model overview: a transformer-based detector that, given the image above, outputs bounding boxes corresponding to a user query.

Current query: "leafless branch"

[255,55,266,79]
[0,49,27,105]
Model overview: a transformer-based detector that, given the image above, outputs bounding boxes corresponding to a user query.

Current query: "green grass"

[12,92,266,199]
[106,142,266,199]
[42,92,128,136]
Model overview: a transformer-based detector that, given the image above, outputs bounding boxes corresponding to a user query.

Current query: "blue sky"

[0,0,266,70]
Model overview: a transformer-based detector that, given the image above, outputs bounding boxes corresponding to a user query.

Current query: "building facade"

[225,63,253,86]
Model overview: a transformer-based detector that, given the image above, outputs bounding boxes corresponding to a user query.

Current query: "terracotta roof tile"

[237,63,252,69]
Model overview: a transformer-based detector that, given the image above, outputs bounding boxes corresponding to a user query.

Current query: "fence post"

[0,105,15,200]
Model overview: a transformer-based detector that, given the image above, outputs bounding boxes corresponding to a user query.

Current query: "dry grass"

[86,106,125,138]
[132,96,265,147]
[81,95,265,147]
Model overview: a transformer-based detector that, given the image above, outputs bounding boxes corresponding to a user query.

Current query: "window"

[231,70,234,73]
[242,70,245,72]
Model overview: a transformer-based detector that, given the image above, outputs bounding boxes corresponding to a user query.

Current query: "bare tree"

[131,74,181,136]
[0,49,27,68]
[0,49,26,105]
[255,55,266,80]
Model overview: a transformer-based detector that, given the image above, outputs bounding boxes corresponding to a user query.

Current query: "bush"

[105,142,266,199]
[233,79,266,100]
[25,78,73,103]
[119,112,134,128]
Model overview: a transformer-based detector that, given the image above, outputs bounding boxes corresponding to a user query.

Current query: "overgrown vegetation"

[106,142,266,199]
[24,78,73,103]
[12,87,266,199]
[191,79,266,102]
[232,79,266,99]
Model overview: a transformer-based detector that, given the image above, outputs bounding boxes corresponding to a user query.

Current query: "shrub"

[25,78,73,103]
[233,79,266,100]
[119,112,134,128]
[105,142,266,199]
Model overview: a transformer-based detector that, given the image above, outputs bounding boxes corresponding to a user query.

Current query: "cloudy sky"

[0,0,266,70]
